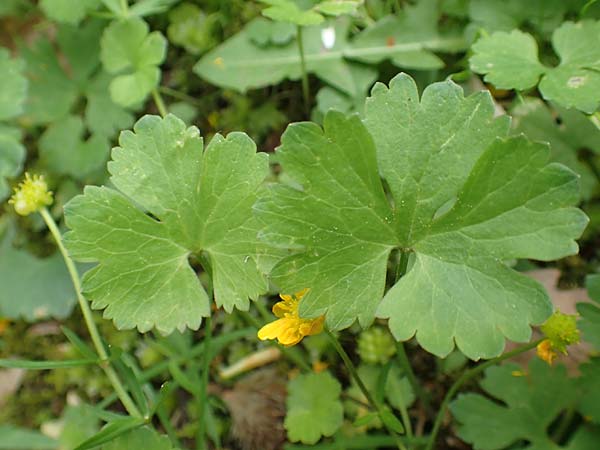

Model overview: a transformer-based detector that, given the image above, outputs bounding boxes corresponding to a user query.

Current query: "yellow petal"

[279,294,293,302]
[279,327,303,346]
[258,319,290,341]
[273,299,296,318]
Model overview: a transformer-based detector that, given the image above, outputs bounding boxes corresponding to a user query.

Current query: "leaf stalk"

[326,330,409,450]
[424,339,543,450]
[39,207,142,418]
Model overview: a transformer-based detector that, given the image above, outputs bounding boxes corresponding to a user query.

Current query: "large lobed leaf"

[256,73,587,359]
[471,21,600,113]
[450,359,596,450]
[64,114,269,333]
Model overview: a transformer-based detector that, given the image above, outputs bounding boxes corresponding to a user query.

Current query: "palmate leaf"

[285,371,343,444]
[100,17,166,107]
[64,114,269,333]
[450,359,581,450]
[511,98,600,200]
[470,21,600,113]
[256,73,587,359]
[39,115,109,180]
[194,9,464,95]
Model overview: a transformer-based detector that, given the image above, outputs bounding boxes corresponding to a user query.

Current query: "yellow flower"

[537,339,558,365]
[8,173,53,216]
[258,289,325,346]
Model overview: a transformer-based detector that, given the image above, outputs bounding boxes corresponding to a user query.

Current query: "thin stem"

[326,330,408,450]
[395,342,432,416]
[395,250,410,282]
[152,88,168,118]
[296,25,310,115]
[196,315,212,450]
[159,86,203,107]
[425,339,543,450]
[39,208,141,418]
[394,379,413,440]
[119,0,129,15]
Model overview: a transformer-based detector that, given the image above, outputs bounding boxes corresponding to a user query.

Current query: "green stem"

[196,315,212,450]
[159,86,203,107]
[296,25,310,115]
[152,88,168,118]
[425,339,542,450]
[119,0,129,15]
[39,208,141,418]
[395,250,410,282]
[395,342,432,417]
[326,330,408,450]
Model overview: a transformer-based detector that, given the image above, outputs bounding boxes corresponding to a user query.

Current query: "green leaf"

[258,74,587,359]
[100,18,166,106]
[101,426,174,450]
[0,236,76,321]
[0,358,97,369]
[0,425,57,449]
[511,98,599,200]
[64,114,269,333]
[85,72,136,139]
[74,417,145,450]
[468,0,567,37]
[285,371,343,444]
[450,359,577,450]
[378,408,404,434]
[579,358,600,424]
[578,275,600,350]
[470,29,545,90]
[314,1,361,16]
[61,326,98,360]
[195,14,460,95]
[59,405,100,450]
[129,0,180,17]
[39,115,109,179]
[471,21,600,113]
[167,3,218,55]
[39,0,100,25]
[259,0,324,26]
[0,48,27,120]
[19,21,106,124]
[0,126,25,201]
[348,2,465,70]
[346,364,414,414]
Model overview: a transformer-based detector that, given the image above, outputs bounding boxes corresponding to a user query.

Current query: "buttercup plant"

[3,2,600,450]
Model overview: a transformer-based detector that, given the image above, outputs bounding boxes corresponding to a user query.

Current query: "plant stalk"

[39,208,141,418]
[152,88,168,118]
[424,339,543,450]
[196,315,212,450]
[326,330,408,450]
[296,25,310,115]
